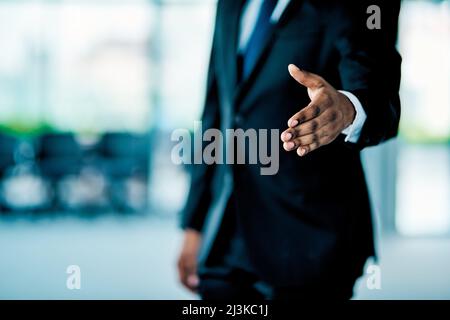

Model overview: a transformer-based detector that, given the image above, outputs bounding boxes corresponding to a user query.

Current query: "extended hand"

[281,64,356,156]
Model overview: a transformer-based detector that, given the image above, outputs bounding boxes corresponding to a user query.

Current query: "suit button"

[234,114,244,127]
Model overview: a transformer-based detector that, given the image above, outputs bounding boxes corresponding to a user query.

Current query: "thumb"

[288,64,323,89]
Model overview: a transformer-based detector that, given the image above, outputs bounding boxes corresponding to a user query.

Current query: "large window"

[0,0,216,215]
[396,0,450,236]
[0,0,156,134]
[146,0,216,215]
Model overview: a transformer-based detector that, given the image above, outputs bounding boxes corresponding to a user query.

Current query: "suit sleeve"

[180,37,220,232]
[331,0,402,149]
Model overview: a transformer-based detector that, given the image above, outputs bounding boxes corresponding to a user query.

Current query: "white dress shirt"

[238,0,367,143]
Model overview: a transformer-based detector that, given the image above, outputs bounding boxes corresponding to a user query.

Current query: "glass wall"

[0,0,157,134]
[0,0,216,214]
[396,0,450,236]
[0,1,158,213]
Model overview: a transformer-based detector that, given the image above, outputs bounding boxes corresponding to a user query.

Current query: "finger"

[284,126,328,151]
[288,101,323,128]
[297,144,312,157]
[287,89,334,128]
[288,64,324,89]
[297,134,335,157]
[280,128,296,142]
[297,141,321,157]
[284,119,338,152]
[294,131,323,148]
[294,108,340,138]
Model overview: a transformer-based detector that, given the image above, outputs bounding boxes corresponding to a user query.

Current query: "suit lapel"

[220,0,245,98]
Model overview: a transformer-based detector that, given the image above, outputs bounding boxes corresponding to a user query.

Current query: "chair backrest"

[36,133,83,178]
[98,132,149,160]
[0,134,18,174]
[97,132,149,177]
[38,133,82,159]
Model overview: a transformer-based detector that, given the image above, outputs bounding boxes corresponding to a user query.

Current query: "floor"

[1,214,449,300]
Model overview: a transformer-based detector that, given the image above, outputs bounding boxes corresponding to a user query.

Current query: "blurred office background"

[0,0,449,299]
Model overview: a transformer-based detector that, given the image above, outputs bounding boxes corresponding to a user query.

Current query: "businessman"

[177,0,401,300]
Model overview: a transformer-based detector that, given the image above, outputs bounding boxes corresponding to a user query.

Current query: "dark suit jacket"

[181,0,401,287]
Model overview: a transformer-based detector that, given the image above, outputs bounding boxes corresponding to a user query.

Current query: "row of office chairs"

[0,132,150,213]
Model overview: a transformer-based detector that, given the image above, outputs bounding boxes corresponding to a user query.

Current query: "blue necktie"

[241,0,278,80]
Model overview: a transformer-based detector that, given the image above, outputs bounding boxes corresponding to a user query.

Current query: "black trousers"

[198,196,358,301]
[198,266,356,301]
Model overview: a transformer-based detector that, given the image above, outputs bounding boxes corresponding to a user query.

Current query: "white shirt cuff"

[339,90,367,144]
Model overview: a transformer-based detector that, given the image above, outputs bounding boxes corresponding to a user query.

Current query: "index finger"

[288,101,323,128]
